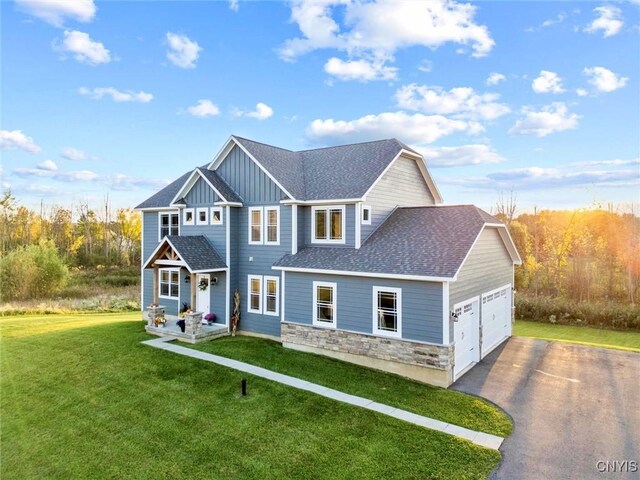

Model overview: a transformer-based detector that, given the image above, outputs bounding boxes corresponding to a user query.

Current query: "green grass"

[189,336,512,437]
[515,320,640,352]
[1,313,501,479]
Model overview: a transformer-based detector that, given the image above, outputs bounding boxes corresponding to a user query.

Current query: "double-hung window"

[247,274,279,315]
[313,281,336,327]
[158,211,179,240]
[248,206,279,245]
[159,269,179,299]
[312,206,345,244]
[372,286,402,338]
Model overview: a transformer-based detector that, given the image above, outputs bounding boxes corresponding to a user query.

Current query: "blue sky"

[1,0,639,213]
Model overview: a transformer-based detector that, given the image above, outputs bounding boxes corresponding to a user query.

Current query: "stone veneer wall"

[281,323,454,386]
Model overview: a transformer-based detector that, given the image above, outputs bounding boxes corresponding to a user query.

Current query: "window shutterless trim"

[263,276,279,316]
[196,207,208,225]
[248,207,263,245]
[372,286,402,338]
[183,208,195,226]
[247,274,262,313]
[264,206,280,245]
[158,267,180,300]
[210,206,223,225]
[312,281,337,328]
[157,210,180,241]
[311,205,346,244]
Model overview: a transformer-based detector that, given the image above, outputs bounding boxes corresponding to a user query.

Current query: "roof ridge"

[232,135,295,153]
[297,138,397,153]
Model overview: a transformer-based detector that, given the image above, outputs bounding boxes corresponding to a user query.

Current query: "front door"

[196,273,210,314]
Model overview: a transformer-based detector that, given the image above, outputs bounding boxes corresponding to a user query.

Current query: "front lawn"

[514,320,640,352]
[1,313,501,479]
[191,336,512,437]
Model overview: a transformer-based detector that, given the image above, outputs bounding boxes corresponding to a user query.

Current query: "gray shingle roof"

[196,168,243,203]
[165,235,226,272]
[135,170,192,209]
[234,136,413,201]
[274,205,505,279]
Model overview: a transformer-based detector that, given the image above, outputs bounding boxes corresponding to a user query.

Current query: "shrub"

[0,241,69,301]
[515,293,640,331]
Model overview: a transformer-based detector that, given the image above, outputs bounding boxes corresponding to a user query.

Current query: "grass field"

[1,313,503,479]
[514,320,640,352]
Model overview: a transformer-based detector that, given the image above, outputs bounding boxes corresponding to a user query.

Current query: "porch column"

[190,273,196,310]
[152,265,159,305]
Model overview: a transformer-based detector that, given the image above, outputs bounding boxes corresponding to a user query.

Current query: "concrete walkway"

[142,336,504,450]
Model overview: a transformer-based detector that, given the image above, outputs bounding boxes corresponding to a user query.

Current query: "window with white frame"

[248,275,262,313]
[159,269,180,299]
[249,208,262,244]
[373,286,402,338]
[312,206,345,243]
[183,208,195,226]
[210,207,223,225]
[158,211,179,240]
[265,207,279,245]
[247,274,279,315]
[313,281,336,327]
[362,205,372,225]
[196,207,208,225]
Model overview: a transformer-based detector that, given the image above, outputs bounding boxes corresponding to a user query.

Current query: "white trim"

[154,259,186,267]
[157,210,180,242]
[361,205,372,225]
[169,167,233,206]
[247,275,262,314]
[183,208,195,226]
[196,207,208,225]
[264,206,280,246]
[207,136,296,200]
[140,218,144,311]
[311,205,346,244]
[482,284,512,301]
[291,205,298,255]
[272,266,452,282]
[355,203,361,249]
[248,207,263,245]
[191,267,228,274]
[263,276,280,316]
[210,206,223,225]
[442,282,450,345]
[158,268,180,300]
[225,205,231,328]
[281,271,286,322]
[137,206,178,212]
[214,201,243,207]
[372,286,402,338]
[312,281,337,328]
[281,198,361,205]
[362,150,443,205]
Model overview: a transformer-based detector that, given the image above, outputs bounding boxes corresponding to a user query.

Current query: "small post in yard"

[241,378,247,396]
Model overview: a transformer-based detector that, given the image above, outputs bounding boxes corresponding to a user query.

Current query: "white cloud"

[108,174,171,191]
[54,170,100,182]
[57,30,111,65]
[584,6,623,38]
[324,57,397,82]
[229,0,239,12]
[15,0,96,27]
[79,87,153,103]
[186,99,220,117]
[486,72,506,86]
[37,160,58,171]
[234,102,274,120]
[166,32,201,69]
[526,12,567,32]
[576,88,588,97]
[306,111,475,145]
[417,60,433,73]
[509,102,579,137]
[1,130,42,154]
[418,144,506,167]
[395,84,510,120]
[571,158,639,167]
[13,167,52,178]
[61,147,97,161]
[583,66,628,92]
[532,70,565,94]
[279,0,494,77]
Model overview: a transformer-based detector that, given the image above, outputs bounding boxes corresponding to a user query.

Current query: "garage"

[480,284,512,358]
[453,298,480,380]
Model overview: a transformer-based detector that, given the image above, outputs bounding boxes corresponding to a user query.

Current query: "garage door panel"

[481,285,511,359]
[453,298,479,379]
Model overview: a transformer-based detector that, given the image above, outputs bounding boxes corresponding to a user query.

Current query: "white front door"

[480,285,511,358]
[453,298,480,380]
[196,274,210,314]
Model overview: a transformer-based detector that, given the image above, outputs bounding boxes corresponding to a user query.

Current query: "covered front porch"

[145,311,229,343]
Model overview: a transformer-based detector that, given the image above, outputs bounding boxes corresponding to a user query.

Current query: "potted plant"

[204,313,216,325]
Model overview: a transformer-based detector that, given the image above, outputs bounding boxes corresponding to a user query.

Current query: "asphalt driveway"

[452,336,640,480]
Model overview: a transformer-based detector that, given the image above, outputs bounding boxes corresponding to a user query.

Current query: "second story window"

[248,206,279,245]
[312,206,345,244]
[159,211,179,240]
[249,207,263,244]
[183,208,195,226]
[265,207,279,245]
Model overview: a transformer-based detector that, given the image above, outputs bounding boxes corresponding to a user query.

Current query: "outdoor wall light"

[184,275,190,284]
[211,276,218,286]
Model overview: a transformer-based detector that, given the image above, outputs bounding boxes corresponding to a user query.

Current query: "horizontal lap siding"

[362,156,435,241]
[285,272,443,344]
[209,271,226,322]
[298,204,356,248]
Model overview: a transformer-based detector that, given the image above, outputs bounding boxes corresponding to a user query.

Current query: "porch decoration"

[198,277,209,291]
[204,313,216,325]
[231,289,240,336]
[145,305,165,327]
[154,316,166,327]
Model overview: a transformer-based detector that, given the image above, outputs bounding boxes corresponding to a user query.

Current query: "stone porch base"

[281,322,454,388]
[145,317,229,344]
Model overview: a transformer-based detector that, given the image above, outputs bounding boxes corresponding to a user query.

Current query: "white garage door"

[453,299,480,380]
[481,285,512,358]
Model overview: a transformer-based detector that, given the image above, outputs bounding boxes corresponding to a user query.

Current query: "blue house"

[135,135,521,386]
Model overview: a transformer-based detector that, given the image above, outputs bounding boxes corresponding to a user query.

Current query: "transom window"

[312,206,345,244]
[313,281,337,327]
[247,274,279,315]
[372,286,402,338]
[159,269,179,299]
[159,211,179,240]
[248,206,279,245]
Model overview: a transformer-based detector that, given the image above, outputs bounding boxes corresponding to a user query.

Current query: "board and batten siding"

[284,272,444,344]
[184,177,220,205]
[362,155,436,241]
[215,145,287,204]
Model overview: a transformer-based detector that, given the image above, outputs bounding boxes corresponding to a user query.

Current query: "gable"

[184,176,220,206]
[215,145,287,204]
